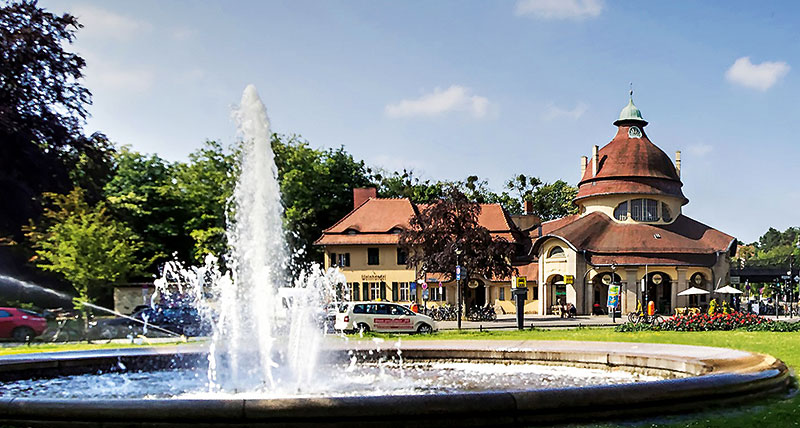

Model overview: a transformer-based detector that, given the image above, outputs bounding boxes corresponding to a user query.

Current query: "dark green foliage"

[373,169,445,203]
[0,1,113,238]
[272,134,373,269]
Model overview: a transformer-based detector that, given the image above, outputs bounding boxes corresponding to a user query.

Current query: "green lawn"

[367,328,800,428]
[0,340,195,356]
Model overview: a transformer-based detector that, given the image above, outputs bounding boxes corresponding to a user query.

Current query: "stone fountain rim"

[0,339,790,427]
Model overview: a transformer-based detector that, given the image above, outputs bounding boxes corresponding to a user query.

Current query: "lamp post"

[611,262,618,322]
[455,248,463,330]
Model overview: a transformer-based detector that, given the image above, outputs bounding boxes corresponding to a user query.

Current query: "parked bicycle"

[627,308,663,326]
[430,304,458,321]
[40,313,84,343]
[466,304,497,322]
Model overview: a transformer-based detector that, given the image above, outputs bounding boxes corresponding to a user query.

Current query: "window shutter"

[442,286,446,301]
[344,253,350,267]
[352,283,359,301]
[391,282,399,301]
[363,283,370,301]
[330,253,337,267]
[380,282,387,300]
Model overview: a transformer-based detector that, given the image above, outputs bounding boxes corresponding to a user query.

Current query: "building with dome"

[315,93,736,316]
[529,93,736,316]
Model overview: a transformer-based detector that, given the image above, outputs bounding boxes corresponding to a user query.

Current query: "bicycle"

[627,305,664,327]
[40,315,83,343]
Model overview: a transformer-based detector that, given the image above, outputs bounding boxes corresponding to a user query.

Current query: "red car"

[0,308,48,341]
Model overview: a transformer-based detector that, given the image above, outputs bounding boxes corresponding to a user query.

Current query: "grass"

[362,328,800,428]
[0,339,197,356]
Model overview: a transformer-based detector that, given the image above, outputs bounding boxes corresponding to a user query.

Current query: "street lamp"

[455,248,463,330]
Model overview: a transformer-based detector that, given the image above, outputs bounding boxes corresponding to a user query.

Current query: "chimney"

[675,151,681,178]
[353,187,377,209]
[580,156,588,178]
[592,145,599,177]
[524,199,534,215]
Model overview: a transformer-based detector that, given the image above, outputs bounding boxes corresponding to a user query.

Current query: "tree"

[0,1,110,238]
[173,140,237,261]
[24,187,144,305]
[373,169,446,203]
[103,147,193,271]
[272,134,373,269]
[399,187,516,321]
[529,180,579,221]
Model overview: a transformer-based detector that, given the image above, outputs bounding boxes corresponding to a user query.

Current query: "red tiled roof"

[315,198,516,246]
[532,212,735,260]
[577,125,686,202]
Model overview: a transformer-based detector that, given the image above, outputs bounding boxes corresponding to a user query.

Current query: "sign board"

[456,265,461,281]
[730,276,741,284]
[422,289,429,300]
[607,284,621,308]
[515,276,527,288]
[422,282,428,290]
[795,276,800,283]
[565,275,574,285]
[782,275,791,280]
[410,282,417,295]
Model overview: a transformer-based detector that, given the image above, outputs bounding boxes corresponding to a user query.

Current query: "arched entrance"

[645,272,672,315]
[547,274,566,314]
[591,272,622,315]
[464,279,486,309]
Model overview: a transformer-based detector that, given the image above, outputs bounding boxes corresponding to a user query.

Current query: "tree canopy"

[398,187,517,285]
[0,0,113,238]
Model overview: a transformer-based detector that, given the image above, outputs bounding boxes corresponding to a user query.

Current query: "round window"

[652,273,663,285]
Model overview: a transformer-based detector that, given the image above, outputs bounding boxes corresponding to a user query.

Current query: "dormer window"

[548,246,565,258]
[630,198,659,222]
[390,227,403,235]
[345,228,358,235]
[614,201,628,220]
[661,202,672,222]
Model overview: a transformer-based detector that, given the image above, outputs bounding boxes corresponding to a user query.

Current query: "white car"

[335,302,437,334]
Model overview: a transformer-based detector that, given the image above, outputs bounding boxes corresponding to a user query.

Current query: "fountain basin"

[0,340,790,427]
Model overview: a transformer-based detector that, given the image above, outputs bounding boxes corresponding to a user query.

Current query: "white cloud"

[725,57,790,91]
[81,50,155,92]
[515,0,604,20]
[72,4,151,42]
[543,102,588,120]
[385,86,490,119]
[687,144,713,157]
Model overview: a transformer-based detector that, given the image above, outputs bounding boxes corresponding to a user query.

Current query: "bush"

[616,312,800,333]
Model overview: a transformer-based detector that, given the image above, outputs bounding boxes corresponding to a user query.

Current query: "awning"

[677,287,710,296]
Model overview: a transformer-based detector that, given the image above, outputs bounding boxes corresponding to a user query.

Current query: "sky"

[39,0,800,244]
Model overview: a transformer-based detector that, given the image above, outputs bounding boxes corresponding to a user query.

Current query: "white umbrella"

[678,287,710,296]
[715,285,743,294]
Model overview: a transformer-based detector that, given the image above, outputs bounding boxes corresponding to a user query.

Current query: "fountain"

[0,86,790,427]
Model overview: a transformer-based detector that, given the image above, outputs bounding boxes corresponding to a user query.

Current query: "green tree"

[272,134,372,268]
[0,1,113,238]
[529,180,579,221]
[24,188,144,305]
[173,140,237,261]
[373,169,446,203]
[103,147,192,270]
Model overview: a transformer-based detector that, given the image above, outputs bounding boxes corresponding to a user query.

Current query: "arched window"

[548,246,565,258]
[661,202,672,222]
[614,201,628,220]
[630,198,659,222]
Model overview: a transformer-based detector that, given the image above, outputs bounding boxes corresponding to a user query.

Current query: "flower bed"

[615,312,800,332]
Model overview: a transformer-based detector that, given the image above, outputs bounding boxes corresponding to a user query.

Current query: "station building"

[315,95,736,316]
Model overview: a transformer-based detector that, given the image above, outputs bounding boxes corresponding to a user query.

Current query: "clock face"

[601,274,612,285]
[693,274,704,285]
[628,126,642,138]
[652,273,663,285]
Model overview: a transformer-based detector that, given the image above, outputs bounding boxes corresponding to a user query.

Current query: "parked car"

[90,306,211,339]
[335,302,437,334]
[0,307,48,341]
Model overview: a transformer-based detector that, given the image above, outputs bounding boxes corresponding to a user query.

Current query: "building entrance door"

[465,280,486,309]
[645,272,672,315]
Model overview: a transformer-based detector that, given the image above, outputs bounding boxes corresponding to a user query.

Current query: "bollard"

[511,287,528,330]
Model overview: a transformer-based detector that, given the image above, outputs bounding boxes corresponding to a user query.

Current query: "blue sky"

[40,0,800,244]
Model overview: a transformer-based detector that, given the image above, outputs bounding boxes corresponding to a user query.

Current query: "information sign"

[515,276,527,288]
[730,276,741,284]
[565,275,574,285]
